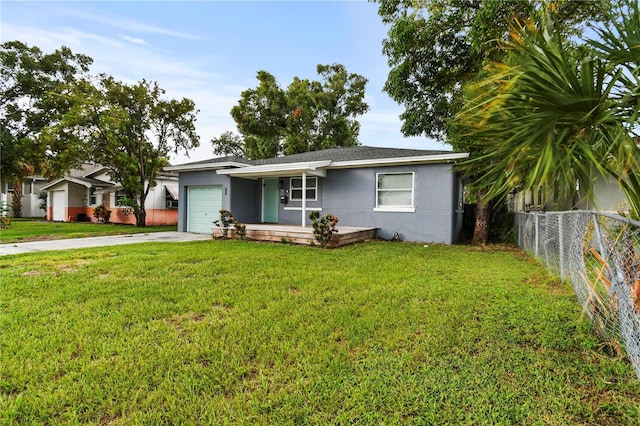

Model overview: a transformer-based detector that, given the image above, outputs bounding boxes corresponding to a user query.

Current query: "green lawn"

[1,241,638,425]
[0,218,176,244]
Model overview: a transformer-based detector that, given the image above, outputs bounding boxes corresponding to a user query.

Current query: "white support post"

[301,171,307,227]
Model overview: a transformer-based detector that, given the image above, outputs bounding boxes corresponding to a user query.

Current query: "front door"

[262,178,279,223]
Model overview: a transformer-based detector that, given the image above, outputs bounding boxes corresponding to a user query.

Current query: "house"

[165,146,470,244]
[511,174,630,213]
[41,164,179,225]
[1,175,50,217]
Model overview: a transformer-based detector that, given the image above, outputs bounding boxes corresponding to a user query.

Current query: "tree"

[454,0,640,217]
[211,131,246,157]
[1,41,92,216]
[48,76,200,227]
[375,0,610,242]
[230,64,369,159]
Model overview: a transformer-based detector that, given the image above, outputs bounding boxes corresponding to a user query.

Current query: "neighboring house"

[511,174,630,213]
[41,164,179,225]
[0,176,50,217]
[165,146,470,244]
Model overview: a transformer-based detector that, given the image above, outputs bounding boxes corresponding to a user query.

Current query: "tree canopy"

[375,0,610,144]
[454,0,640,216]
[47,76,200,226]
[227,64,368,159]
[1,41,92,178]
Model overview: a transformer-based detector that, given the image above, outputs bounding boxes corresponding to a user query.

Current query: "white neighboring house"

[41,164,179,225]
[0,176,50,217]
[512,174,630,213]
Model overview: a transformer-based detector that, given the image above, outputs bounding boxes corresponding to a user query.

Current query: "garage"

[187,186,222,234]
[51,190,66,221]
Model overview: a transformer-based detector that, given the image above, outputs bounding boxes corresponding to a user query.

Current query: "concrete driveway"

[0,232,211,256]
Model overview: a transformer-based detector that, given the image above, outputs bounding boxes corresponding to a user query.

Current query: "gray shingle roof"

[175,146,454,167]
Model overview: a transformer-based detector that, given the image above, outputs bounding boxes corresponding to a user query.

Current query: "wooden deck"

[214,224,377,248]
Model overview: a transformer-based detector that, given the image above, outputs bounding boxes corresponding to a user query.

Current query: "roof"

[42,176,114,191]
[166,146,468,175]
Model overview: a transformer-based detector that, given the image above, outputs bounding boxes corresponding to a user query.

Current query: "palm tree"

[454,0,639,217]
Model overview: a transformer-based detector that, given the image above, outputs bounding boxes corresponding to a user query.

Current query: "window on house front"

[165,187,178,208]
[375,172,415,212]
[6,182,13,193]
[89,187,97,205]
[290,177,317,201]
[115,191,126,205]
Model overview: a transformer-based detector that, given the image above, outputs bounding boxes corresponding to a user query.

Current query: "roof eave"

[164,161,249,172]
[330,152,470,169]
[216,160,332,179]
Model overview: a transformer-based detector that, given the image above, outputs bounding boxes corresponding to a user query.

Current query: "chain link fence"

[516,210,640,380]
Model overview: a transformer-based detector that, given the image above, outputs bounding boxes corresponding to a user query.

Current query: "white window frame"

[290,176,317,201]
[374,172,415,212]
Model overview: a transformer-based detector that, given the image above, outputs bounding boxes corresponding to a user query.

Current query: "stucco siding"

[317,165,457,243]
[230,178,259,223]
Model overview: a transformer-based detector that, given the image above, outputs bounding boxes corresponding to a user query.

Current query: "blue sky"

[2,0,449,164]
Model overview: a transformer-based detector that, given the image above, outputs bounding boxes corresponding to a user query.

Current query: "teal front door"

[262,178,279,223]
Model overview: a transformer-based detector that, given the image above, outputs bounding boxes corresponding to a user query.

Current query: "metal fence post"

[534,213,540,258]
[558,213,565,280]
[592,211,609,264]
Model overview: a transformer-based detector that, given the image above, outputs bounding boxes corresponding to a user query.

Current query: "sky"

[1,0,449,165]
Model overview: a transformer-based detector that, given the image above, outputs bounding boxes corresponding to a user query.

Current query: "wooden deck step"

[214,225,376,248]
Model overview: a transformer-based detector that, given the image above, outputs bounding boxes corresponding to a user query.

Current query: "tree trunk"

[472,188,490,245]
[11,179,22,218]
[136,206,147,227]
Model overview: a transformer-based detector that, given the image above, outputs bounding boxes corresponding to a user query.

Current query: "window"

[89,187,97,205]
[165,187,178,208]
[6,182,13,193]
[290,177,317,201]
[115,191,126,205]
[375,172,415,212]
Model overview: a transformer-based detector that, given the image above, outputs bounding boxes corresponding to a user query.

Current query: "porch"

[214,224,377,248]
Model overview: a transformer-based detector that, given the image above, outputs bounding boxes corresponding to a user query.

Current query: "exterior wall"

[230,178,259,224]
[576,175,629,212]
[1,177,49,217]
[315,164,458,244]
[512,175,629,213]
[267,164,458,243]
[107,179,179,225]
[176,171,232,232]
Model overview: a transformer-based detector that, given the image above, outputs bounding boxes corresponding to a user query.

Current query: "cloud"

[121,35,147,45]
[59,5,202,41]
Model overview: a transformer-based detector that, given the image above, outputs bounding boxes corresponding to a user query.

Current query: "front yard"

[1,241,639,424]
[0,219,176,244]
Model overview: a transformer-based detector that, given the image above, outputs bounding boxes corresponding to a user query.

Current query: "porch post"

[301,171,307,227]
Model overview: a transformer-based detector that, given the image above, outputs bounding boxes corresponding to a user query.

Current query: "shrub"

[116,197,138,216]
[309,211,339,248]
[92,205,111,223]
[234,222,247,240]
[38,191,48,213]
[213,209,234,239]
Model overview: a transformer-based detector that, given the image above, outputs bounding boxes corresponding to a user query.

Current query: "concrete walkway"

[0,232,211,256]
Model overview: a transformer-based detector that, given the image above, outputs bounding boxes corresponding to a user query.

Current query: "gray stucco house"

[165,146,469,244]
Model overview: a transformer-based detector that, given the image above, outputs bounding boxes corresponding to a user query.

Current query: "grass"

[1,241,639,425]
[0,218,176,244]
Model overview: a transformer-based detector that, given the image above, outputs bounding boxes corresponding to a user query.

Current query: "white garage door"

[187,186,222,234]
[52,190,66,221]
